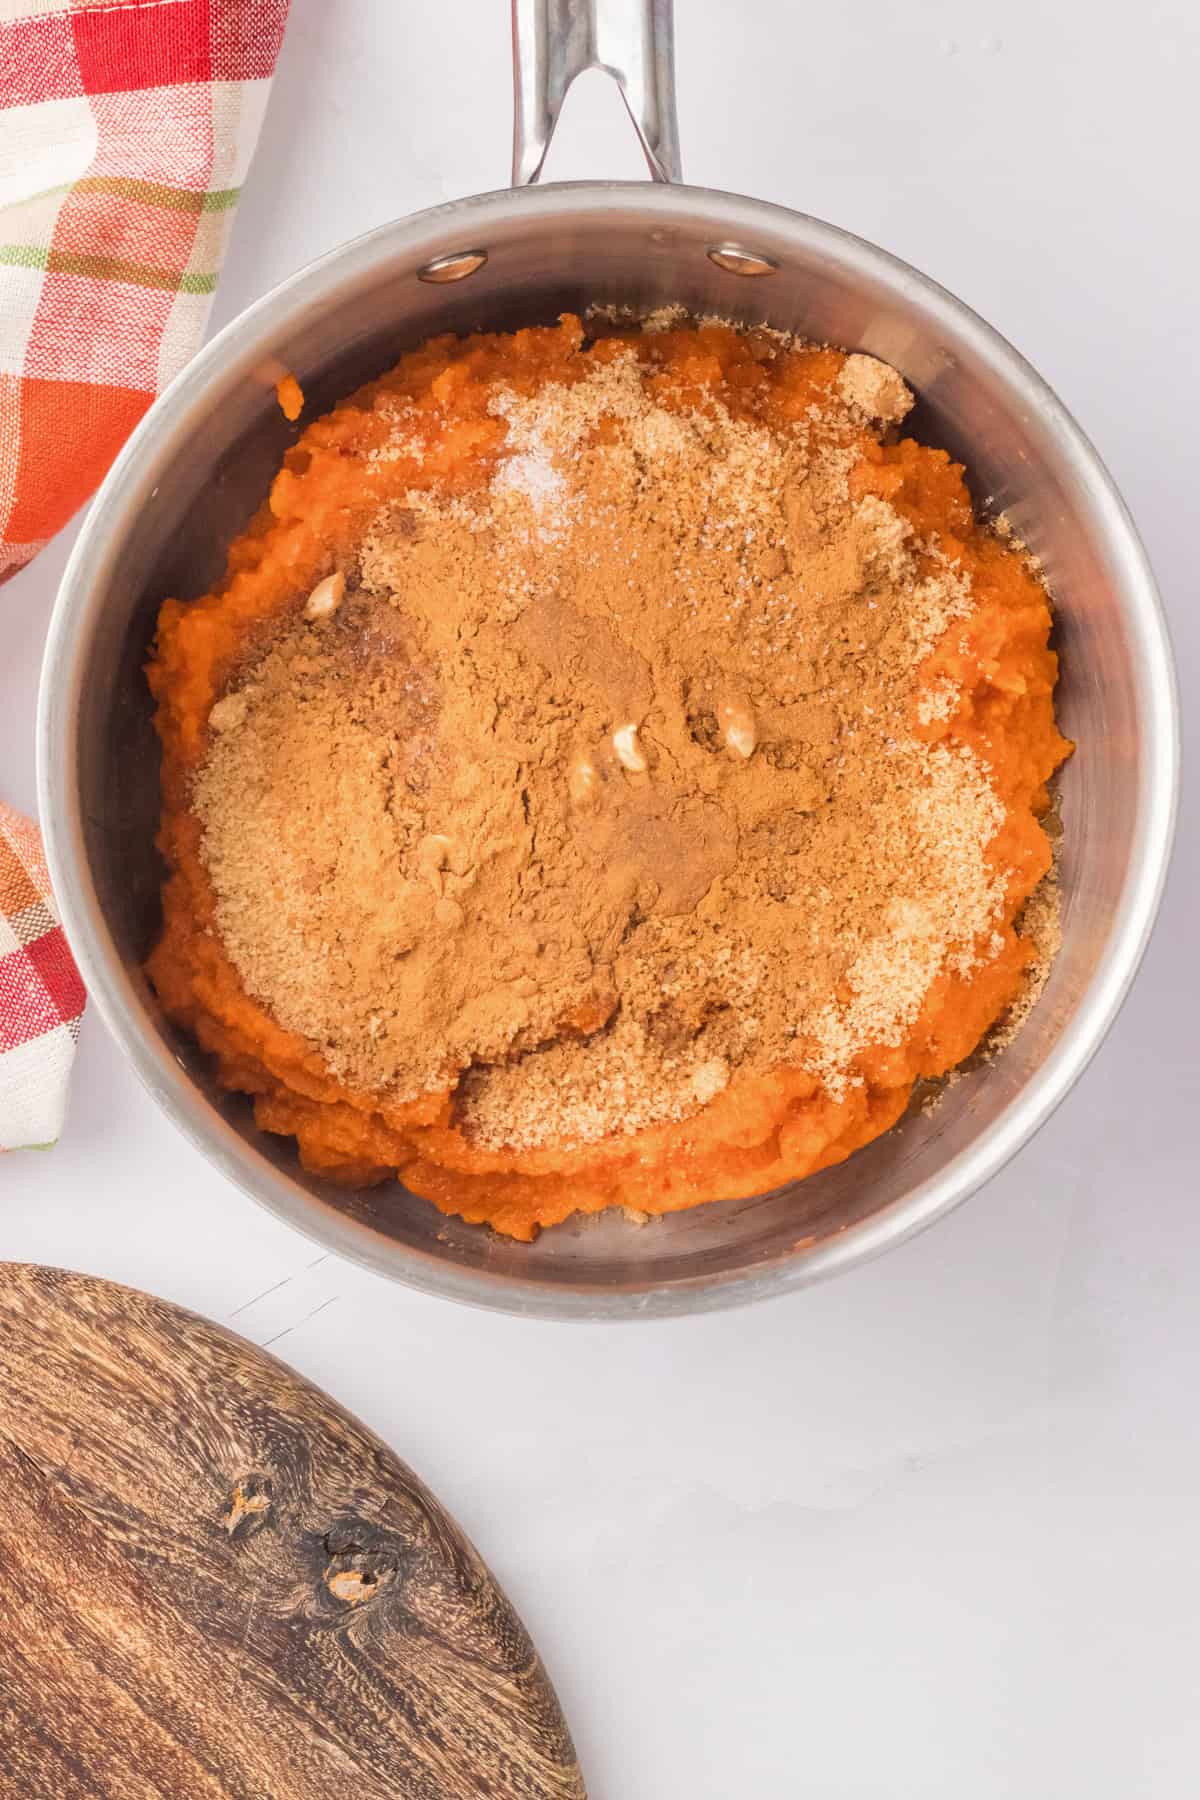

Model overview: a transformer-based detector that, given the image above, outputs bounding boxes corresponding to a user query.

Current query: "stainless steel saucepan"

[38,0,1179,1318]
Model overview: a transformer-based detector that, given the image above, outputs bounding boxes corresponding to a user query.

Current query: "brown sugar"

[836,352,913,424]
[987,866,1063,1053]
[191,336,1036,1151]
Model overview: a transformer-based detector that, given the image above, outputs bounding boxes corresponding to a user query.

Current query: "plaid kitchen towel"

[0,801,85,1147]
[0,0,291,1146]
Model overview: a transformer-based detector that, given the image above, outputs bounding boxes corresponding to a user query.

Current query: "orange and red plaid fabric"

[0,801,85,1147]
[1,0,291,578]
[1,0,291,1146]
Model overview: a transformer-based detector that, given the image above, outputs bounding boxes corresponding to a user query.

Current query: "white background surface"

[3,2,1199,1793]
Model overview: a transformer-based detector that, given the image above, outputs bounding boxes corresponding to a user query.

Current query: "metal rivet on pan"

[417,250,488,283]
[706,244,779,277]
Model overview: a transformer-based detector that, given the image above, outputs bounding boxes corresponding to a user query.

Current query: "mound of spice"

[184,324,1065,1169]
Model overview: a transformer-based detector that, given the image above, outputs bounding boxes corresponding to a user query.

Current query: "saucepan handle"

[511,0,682,186]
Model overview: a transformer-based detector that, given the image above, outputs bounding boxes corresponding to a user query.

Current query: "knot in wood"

[221,1472,273,1539]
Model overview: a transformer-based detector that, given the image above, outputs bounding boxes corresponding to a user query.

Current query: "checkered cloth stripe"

[1,801,85,1147]
[1,0,291,1147]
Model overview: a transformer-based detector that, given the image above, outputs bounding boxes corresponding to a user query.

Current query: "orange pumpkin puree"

[147,318,1070,1241]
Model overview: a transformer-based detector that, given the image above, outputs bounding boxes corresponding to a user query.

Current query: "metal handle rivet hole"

[706,244,779,277]
[417,250,489,284]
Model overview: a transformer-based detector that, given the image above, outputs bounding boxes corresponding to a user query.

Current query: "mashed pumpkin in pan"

[146,316,1070,1241]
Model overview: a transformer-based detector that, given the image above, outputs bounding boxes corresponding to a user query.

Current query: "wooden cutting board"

[0,1264,585,1800]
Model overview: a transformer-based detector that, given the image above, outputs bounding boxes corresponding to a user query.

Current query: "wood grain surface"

[0,1264,585,1799]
